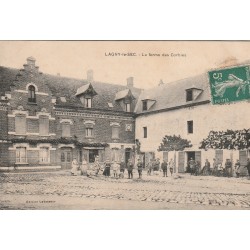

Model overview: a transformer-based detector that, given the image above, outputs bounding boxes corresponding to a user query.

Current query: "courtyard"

[0,170,250,210]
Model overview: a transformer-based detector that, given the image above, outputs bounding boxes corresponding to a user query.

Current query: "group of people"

[71,156,144,179]
[71,155,250,179]
[188,157,250,178]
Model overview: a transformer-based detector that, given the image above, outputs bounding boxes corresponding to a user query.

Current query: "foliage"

[158,135,192,152]
[199,129,250,150]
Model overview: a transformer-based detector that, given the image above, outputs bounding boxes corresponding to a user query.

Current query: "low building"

[135,70,250,175]
[0,57,141,170]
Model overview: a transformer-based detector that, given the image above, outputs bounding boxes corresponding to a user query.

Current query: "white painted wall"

[136,100,250,168]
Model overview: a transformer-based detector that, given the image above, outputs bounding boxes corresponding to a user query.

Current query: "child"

[112,161,119,178]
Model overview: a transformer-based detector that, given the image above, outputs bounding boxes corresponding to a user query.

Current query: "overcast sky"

[0,41,250,89]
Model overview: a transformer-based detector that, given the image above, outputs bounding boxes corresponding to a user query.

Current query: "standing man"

[189,158,196,175]
[244,158,250,179]
[120,158,126,174]
[127,159,134,179]
[161,159,168,177]
[137,158,143,179]
[225,159,232,177]
[203,159,211,176]
[234,159,241,178]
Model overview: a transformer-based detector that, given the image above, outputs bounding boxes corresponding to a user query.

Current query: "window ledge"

[15,163,28,165]
[27,102,38,105]
[85,136,95,139]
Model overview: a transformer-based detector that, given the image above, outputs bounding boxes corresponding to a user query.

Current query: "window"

[62,122,71,137]
[143,127,147,138]
[125,103,131,112]
[186,89,193,102]
[86,128,93,137]
[15,115,26,134]
[16,147,27,163]
[84,98,92,108]
[39,116,49,136]
[112,126,119,139]
[28,85,36,103]
[112,148,120,161]
[40,147,49,163]
[61,152,65,162]
[187,120,193,134]
[142,101,148,111]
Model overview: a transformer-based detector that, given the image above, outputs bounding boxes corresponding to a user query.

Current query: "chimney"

[57,73,60,76]
[87,69,94,82]
[127,77,134,88]
[27,56,36,66]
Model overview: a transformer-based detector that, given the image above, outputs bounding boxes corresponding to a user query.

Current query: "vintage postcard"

[0,41,249,210]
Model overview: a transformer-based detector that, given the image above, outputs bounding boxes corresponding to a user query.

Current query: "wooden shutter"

[215,150,223,163]
[195,151,201,163]
[39,116,49,136]
[163,151,168,162]
[239,150,247,166]
[15,115,26,134]
[62,123,71,137]
[178,152,185,173]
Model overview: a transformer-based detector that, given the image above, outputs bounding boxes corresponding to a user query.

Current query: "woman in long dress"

[71,158,79,176]
[81,157,88,176]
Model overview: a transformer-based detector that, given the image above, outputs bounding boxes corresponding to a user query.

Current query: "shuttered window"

[215,150,223,163]
[15,115,26,134]
[239,150,247,166]
[62,123,71,137]
[40,147,49,163]
[16,147,27,163]
[112,126,119,139]
[39,116,49,136]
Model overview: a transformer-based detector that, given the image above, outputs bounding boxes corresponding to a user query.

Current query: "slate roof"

[135,73,211,114]
[0,65,142,112]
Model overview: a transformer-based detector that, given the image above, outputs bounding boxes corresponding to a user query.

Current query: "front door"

[61,147,73,169]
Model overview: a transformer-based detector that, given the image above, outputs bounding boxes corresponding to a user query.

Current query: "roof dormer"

[185,87,203,102]
[115,89,135,112]
[142,99,156,111]
[75,83,98,108]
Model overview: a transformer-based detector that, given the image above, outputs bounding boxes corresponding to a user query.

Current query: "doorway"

[125,148,132,165]
[61,147,73,169]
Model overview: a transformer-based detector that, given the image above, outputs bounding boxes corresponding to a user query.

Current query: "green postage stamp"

[209,65,250,104]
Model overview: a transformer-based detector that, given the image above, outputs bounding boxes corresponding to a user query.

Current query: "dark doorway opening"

[89,149,99,163]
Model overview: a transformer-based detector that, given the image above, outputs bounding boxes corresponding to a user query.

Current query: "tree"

[199,129,250,150]
[158,135,192,152]
[158,135,192,172]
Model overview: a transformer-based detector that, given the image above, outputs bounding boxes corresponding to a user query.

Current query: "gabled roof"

[0,65,141,112]
[114,88,135,101]
[75,83,98,96]
[135,73,210,114]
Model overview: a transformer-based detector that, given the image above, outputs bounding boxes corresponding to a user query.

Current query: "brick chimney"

[127,77,134,88]
[87,69,94,82]
[27,56,36,66]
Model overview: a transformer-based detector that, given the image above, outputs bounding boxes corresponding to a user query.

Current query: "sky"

[1,41,250,89]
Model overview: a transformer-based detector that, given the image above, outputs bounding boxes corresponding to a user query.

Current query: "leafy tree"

[158,135,192,171]
[158,135,192,152]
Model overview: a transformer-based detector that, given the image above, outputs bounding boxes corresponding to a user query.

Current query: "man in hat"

[161,159,168,177]
[137,158,143,179]
[127,159,134,179]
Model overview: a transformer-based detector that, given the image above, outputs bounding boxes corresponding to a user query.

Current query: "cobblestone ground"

[0,170,250,209]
